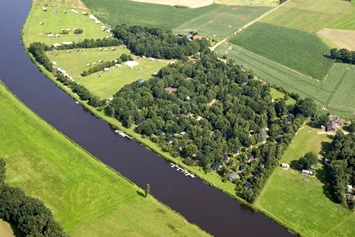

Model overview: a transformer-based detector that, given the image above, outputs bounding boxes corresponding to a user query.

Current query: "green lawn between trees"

[0,82,209,237]
[255,126,355,237]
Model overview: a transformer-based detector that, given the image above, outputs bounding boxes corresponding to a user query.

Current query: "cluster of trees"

[330,48,355,64]
[28,42,53,71]
[106,53,314,202]
[328,132,355,206]
[113,24,210,59]
[0,158,68,236]
[82,54,132,76]
[74,28,83,34]
[56,38,123,50]
[297,152,318,170]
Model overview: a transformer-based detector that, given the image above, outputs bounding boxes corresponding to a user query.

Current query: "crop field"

[318,28,355,50]
[81,0,221,29]
[330,12,355,30]
[255,126,355,237]
[214,0,278,7]
[48,49,169,98]
[0,83,208,237]
[229,22,334,79]
[260,0,355,33]
[173,5,270,41]
[23,5,108,45]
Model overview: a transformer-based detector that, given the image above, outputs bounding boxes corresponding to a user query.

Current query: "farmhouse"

[228,172,239,181]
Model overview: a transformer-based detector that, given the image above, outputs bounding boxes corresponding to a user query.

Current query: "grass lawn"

[255,126,355,237]
[173,5,271,41]
[22,5,108,45]
[229,22,334,80]
[81,0,222,29]
[0,83,208,237]
[260,0,355,33]
[270,88,296,105]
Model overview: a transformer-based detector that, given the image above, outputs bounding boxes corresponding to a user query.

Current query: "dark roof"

[260,159,265,165]
[233,147,241,153]
[244,182,252,190]
[166,137,175,143]
[240,163,247,171]
[135,119,145,126]
[248,154,254,160]
[155,129,165,136]
[223,154,229,161]
[327,122,336,131]
[211,162,220,170]
[224,132,231,139]
[252,169,260,176]
[228,172,239,181]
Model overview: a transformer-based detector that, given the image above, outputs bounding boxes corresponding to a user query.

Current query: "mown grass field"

[260,0,355,33]
[48,49,170,98]
[270,88,296,105]
[81,0,222,29]
[255,126,355,237]
[330,12,355,30]
[173,5,270,41]
[23,5,108,45]
[0,83,208,237]
[229,22,334,80]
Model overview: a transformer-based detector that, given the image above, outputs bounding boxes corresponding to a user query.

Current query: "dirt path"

[210,1,289,51]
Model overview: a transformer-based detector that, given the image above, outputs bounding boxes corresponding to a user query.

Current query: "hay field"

[318,28,355,51]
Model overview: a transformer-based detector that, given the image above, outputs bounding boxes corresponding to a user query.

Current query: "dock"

[170,163,195,178]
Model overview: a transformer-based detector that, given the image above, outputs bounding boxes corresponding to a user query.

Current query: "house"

[301,169,314,176]
[329,115,343,127]
[240,163,247,171]
[155,129,165,136]
[135,119,145,126]
[252,169,260,176]
[193,35,204,40]
[228,172,240,181]
[104,68,109,72]
[211,162,220,171]
[281,163,290,169]
[233,147,241,156]
[327,122,336,133]
[167,137,175,144]
[348,185,353,193]
[244,182,253,190]
[247,154,254,163]
[138,78,144,83]
[223,154,229,163]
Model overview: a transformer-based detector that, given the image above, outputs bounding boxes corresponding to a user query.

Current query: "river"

[0,0,293,236]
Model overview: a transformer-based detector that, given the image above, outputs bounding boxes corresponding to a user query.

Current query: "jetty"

[114,130,132,139]
[170,163,195,178]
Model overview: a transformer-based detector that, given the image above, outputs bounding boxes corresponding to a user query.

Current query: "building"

[348,185,353,193]
[327,122,336,133]
[281,163,290,169]
[48,34,54,38]
[329,115,343,126]
[167,137,175,144]
[244,182,252,190]
[62,42,73,45]
[180,131,187,135]
[104,68,109,72]
[135,119,145,126]
[228,172,239,181]
[252,169,260,176]
[233,147,241,156]
[115,64,121,67]
[247,154,254,163]
[164,87,177,93]
[240,163,247,172]
[193,35,204,40]
[138,79,144,83]
[223,154,229,163]
[301,169,314,176]
[155,129,165,136]
[211,162,220,171]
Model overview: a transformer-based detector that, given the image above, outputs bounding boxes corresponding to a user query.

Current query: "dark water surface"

[0,1,294,236]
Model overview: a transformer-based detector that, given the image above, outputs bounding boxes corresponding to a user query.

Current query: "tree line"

[327,132,355,207]
[330,48,355,64]
[106,53,315,202]
[112,24,210,59]
[82,54,132,76]
[28,42,53,71]
[56,38,123,50]
[0,158,69,236]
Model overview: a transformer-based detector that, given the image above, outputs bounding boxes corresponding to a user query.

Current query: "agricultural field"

[214,0,277,7]
[0,83,208,237]
[35,0,87,9]
[318,28,355,50]
[229,22,334,79]
[255,126,355,237]
[260,0,355,33]
[173,5,271,41]
[81,0,222,29]
[23,5,108,45]
[48,49,170,98]
[330,12,355,30]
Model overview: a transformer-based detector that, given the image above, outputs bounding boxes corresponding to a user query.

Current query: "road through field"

[211,0,289,51]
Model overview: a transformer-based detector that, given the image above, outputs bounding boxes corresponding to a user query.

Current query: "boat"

[75,101,79,104]
[114,129,130,138]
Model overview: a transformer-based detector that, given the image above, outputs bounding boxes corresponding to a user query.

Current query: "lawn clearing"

[22,5,108,45]
[173,5,271,41]
[229,22,334,79]
[318,28,355,50]
[255,126,354,237]
[260,0,355,33]
[81,0,221,29]
[0,83,208,237]
[270,88,296,105]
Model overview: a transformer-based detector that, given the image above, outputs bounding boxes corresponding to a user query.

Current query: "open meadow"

[270,88,296,105]
[23,5,108,45]
[173,5,270,41]
[0,83,208,237]
[260,0,355,33]
[229,22,334,79]
[254,126,355,237]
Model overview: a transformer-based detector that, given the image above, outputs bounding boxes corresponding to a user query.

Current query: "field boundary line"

[324,66,350,107]
[323,213,354,237]
[211,0,290,51]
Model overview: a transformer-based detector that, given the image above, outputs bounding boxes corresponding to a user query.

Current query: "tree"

[145,184,150,198]
[295,97,316,117]
[0,158,5,184]
[297,152,318,170]
[316,114,329,128]
[347,123,355,133]
[74,28,84,34]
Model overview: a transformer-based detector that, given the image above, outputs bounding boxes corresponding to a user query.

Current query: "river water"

[0,0,293,236]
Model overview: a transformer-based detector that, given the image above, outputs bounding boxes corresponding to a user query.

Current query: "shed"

[48,34,54,38]
[211,162,220,171]
[53,43,61,47]
[228,172,240,181]
[115,64,121,67]
[167,137,175,144]
[233,147,241,156]
[52,61,57,65]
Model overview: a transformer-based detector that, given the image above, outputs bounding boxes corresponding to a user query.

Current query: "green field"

[23,5,108,45]
[0,83,208,237]
[261,0,355,33]
[255,126,355,237]
[173,5,270,41]
[270,88,296,105]
[48,49,169,98]
[330,13,355,30]
[35,0,87,9]
[229,22,334,79]
[82,0,222,29]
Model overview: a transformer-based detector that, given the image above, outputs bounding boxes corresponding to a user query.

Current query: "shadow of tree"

[136,190,145,198]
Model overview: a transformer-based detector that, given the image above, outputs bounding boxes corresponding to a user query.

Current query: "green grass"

[214,0,278,7]
[35,0,87,9]
[0,83,208,236]
[81,0,222,29]
[330,12,355,30]
[260,0,355,33]
[22,5,108,45]
[270,88,296,105]
[229,22,334,79]
[255,126,355,237]
[173,5,271,41]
